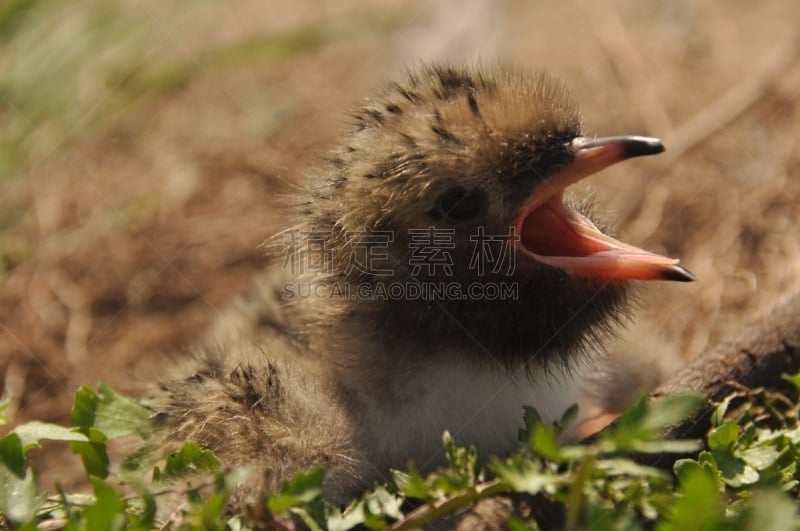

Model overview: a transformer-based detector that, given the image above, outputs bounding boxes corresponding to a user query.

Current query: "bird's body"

[155,64,692,505]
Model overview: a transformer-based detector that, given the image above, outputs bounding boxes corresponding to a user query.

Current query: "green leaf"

[781,372,800,392]
[12,421,88,453]
[507,517,542,531]
[674,459,717,489]
[661,461,722,531]
[742,489,797,531]
[737,422,758,448]
[604,393,701,452]
[710,394,735,427]
[119,439,160,477]
[72,386,95,429]
[392,467,432,500]
[631,439,702,454]
[437,432,478,491]
[70,427,110,478]
[128,480,157,530]
[697,451,722,483]
[779,426,800,445]
[610,395,649,445]
[0,433,25,477]
[558,404,579,429]
[0,392,10,426]
[491,458,549,495]
[362,486,403,524]
[518,406,543,444]
[595,458,670,479]
[585,495,643,531]
[222,466,253,491]
[292,506,326,531]
[267,467,325,514]
[71,439,110,479]
[442,431,476,473]
[328,486,402,531]
[0,434,41,525]
[643,392,704,432]
[152,441,221,484]
[0,435,41,526]
[711,450,759,487]
[707,420,738,452]
[71,383,151,439]
[83,477,125,531]
[201,492,228,528]
[738,445,780,471]
[531,425,562,462]
[0,463,40,526]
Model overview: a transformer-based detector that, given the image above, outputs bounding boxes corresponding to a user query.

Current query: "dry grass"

[2,0,799,492]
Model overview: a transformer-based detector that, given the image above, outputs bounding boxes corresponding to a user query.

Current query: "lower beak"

[515,136,695,282]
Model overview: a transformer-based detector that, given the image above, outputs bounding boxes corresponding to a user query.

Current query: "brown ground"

[2,0,799,493]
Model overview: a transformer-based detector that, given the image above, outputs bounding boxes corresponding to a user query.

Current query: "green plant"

[2,377,799,530]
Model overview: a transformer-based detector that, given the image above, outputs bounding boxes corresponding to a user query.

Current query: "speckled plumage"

[154,64,677,507]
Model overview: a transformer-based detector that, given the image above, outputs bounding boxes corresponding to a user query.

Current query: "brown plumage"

[153,64,693,506]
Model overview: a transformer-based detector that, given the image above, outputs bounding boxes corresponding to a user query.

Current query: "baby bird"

[155,64,693,505]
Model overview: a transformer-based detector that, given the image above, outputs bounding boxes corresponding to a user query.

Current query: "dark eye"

[430,186,488,222]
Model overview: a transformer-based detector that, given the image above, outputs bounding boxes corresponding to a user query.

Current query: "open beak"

[515,136,695,282]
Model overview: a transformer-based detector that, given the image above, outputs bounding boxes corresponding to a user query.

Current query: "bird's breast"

[360,354,582,474]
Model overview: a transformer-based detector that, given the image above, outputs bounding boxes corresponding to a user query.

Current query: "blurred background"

[1,0,799,490]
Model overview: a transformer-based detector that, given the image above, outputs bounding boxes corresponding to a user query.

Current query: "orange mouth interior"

[516,190,693,282]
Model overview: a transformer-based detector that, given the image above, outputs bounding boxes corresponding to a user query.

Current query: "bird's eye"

[431,186,488,222]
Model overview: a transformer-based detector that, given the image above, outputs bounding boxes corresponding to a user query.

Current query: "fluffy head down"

[280,64,627,370]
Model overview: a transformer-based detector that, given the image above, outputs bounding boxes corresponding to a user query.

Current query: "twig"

[387,479,509,531]
[571,0,672,134]
[647,290,800,457]
[657,30,800,169]
[36,519,68,530]
[564,457,594,531]
[43,269,92,365]
[158,502,186,531]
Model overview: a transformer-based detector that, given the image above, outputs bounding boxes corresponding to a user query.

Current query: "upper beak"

[515,135,695,282]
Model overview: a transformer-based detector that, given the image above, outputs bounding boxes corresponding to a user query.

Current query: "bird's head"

[289,64,693,368]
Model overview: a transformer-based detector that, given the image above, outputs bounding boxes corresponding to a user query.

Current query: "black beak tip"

[664,264,696,282]
[621,136,665,158]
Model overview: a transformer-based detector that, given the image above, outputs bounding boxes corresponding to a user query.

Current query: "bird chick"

[155,64,693,506]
